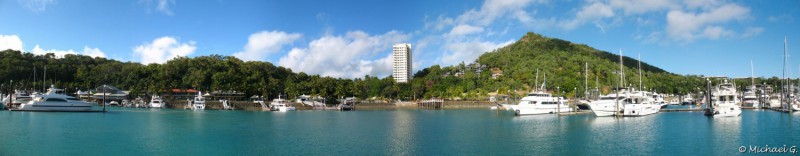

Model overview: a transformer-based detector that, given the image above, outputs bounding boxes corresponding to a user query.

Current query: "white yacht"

[742,87,760,108]
[705,80,742,117]
[16,85,95,111]
[621,91,660,116]
[768,94,782,108]
[587,88,630,117]
[506,91,571,115]
[149,95,164,108]
[190,92,206,110]
[682,94,695,105]
[11,89,33,106]
[339,97,356,111]
[270,96,295,111]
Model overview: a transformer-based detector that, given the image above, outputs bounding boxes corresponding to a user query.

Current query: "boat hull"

[707,105,742,117]
[514,107,571,115]
[588,101,619,117]
[18,103,93,111]
[150,103,163,108]
[622,104,660,116]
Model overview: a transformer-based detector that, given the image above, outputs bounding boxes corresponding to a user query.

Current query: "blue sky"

[0,0,798,79]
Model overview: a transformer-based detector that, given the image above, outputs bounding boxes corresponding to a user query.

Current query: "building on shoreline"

[393,43,412,83]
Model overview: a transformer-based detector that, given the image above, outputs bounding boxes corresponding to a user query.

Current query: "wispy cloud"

[139,0,176,15]
[17,0,57,12]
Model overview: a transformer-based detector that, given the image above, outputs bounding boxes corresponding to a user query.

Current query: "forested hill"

[470,32,700,95]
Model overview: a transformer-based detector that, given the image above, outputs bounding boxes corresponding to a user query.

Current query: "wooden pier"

[418,99,444,109]
[764,107,795,113]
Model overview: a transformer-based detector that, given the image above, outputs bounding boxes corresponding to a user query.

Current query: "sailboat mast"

[585,62,588,99]
[43,66,46,92]
[33,66,36,92]
[535,68,539,92]
[542,72,547,91]
[619,49,624,89]
[783,36,787,107]
[638,53,643,91]
[751,60,755,87]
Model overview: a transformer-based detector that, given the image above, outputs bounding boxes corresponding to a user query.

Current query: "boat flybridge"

[16,85,95,111]
[705,80,742,117]
[504,91,571,115]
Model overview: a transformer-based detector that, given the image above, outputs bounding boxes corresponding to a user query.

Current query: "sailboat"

[588,49,627,117]
[620,53,660,116]
[742,60,760,108]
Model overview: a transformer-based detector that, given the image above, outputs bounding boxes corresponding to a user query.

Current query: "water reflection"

[388,110,416,154]
[709,116,741,154]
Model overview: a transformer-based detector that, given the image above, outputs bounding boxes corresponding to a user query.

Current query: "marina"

[0,107,798,155]
[1,0,800,154]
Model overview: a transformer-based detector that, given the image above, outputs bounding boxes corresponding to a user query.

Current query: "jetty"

[418,99,444,109]
[765,107,795,113]
[660,108,705,112]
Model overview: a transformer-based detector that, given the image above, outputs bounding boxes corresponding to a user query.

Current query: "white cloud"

[683,0,721,9]
[31,45,106,58]
[140,0,175,15]
[665,4,750,41]
[0,35,24,51]
[561,2,615,30]
[232,31,301,61]
[701,26,733,40]
[440,39,515,65]
[278,31,410,78]
[18,0,57,12]
[133,36,196,64]
[447,24,484,37]
[768,14,793,23]
[427,0,549,29]
[741,27,764,38]
[609,0,677,15]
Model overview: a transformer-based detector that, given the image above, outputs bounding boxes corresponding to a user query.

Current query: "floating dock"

[660,108,705,112]
[764,107,795,113]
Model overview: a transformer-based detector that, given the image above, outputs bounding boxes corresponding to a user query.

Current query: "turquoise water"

[1,107,799,155]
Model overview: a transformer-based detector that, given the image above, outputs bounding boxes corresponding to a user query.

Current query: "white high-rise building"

[393,43,412,83]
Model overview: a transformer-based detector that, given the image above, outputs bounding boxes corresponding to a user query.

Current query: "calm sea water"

[1,106,799,155]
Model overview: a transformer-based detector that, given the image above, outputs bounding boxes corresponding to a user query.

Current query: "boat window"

[530,101,537,104]
[66,98,80,101]
[45,98,67,102]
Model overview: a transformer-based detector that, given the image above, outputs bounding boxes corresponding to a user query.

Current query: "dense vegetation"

[0,32,789,102]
